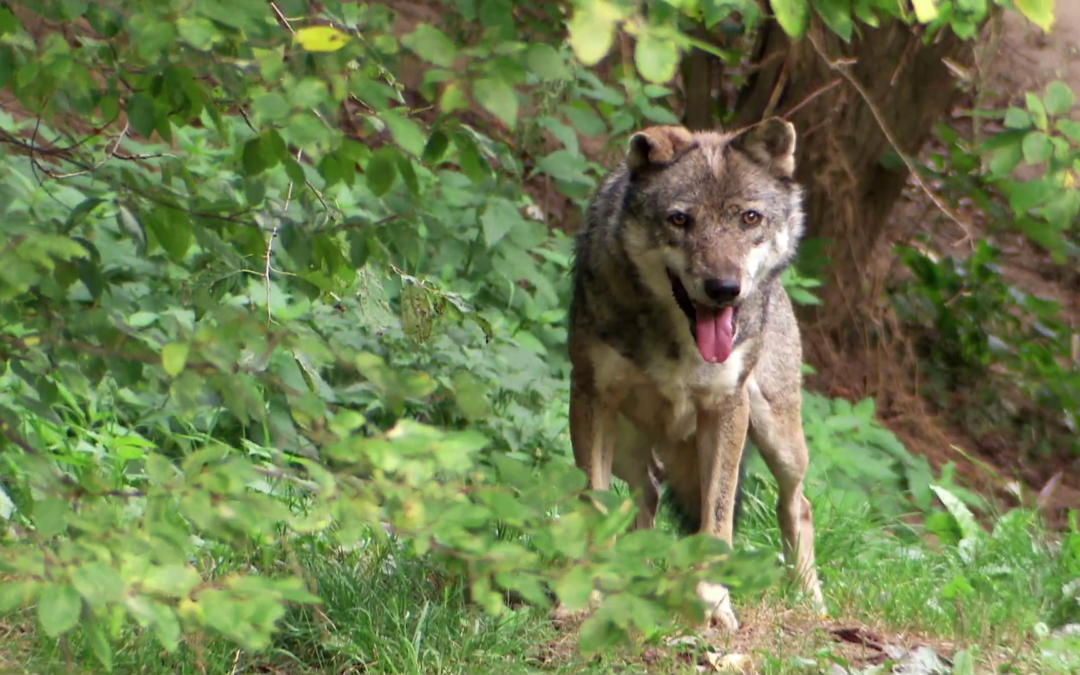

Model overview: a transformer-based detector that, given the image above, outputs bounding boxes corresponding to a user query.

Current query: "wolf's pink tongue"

[694,305,735,364]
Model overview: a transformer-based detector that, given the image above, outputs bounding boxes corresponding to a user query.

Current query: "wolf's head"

[617,117,805,365]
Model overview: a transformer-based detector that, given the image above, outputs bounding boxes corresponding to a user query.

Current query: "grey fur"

[559,118,825,632]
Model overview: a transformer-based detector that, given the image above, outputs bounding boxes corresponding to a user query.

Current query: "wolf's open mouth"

[666,269,738,365]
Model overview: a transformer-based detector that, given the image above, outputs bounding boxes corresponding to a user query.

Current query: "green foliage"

[0,0,804,662]
[0,0,1072,670]
[798,393,936,519]
[893,80,1080,457]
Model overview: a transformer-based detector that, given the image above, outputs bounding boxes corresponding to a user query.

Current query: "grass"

[3,465,1078,675]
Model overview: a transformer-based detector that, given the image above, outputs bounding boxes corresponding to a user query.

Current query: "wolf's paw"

[550,589,602,626]
[550,602,584,624]
[696,581,740,633]
[814,600,831,621]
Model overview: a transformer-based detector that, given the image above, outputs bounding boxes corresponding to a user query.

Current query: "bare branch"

[807,29,977,249]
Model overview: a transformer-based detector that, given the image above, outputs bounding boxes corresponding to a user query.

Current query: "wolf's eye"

[668,212,690,228]
[741,210,762,226]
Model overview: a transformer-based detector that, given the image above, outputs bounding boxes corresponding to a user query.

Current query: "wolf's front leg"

[694,391,751,632]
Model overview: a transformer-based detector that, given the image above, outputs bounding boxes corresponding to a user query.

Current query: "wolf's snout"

[703,278,741,304]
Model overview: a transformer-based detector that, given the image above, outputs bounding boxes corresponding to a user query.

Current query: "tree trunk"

[680,25,723,131]
[730,17,974,365]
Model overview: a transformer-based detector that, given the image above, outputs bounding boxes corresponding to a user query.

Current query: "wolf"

[563,117,825,632]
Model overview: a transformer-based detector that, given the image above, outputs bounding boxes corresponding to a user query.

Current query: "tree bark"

[731,17,974,363]
[680,24,724,131]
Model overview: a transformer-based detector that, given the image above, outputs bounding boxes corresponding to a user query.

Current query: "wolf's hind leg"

[611,417,660,531]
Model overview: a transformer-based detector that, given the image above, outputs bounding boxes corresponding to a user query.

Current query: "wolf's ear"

[626,125,695,172]
[729,117,797,178]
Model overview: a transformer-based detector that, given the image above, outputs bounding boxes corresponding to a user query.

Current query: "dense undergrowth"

[0,0,1078,673]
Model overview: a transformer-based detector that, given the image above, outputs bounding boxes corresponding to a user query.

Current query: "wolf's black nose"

[703,278,741,303]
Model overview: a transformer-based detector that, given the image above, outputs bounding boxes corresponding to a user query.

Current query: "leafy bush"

[892,80,1080,456]
[0,0,1073,670]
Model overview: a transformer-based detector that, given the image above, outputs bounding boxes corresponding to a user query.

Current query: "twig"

[265,148,302,325]
[781,77,843,119]
[48,122,175,179]
[889,30,920,86]
[807,29,977,249]
[269,2,296,34]
[229,650,242,675]
[761,60,789,120]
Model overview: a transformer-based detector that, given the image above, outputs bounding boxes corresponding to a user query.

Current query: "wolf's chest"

[592,341,750,442]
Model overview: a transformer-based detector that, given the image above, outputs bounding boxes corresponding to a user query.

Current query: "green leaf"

[578,611,625,655]
[812,0,854,41]
[34,498,70,537]
[1056,118,1080,142]
[242,136,271,176]
[440,82,469,114]
[634,30,680,84]
[136,21,177,61]
[852,396,875,419]
[381,110,426,157]
[150,600,181,648]
[951,649,976,675]
[1044,81,1075,115]
[251,91,291,124]
[395,153,420,196]
[1003,107,1032,130]
[38,584,81,638]
[536,149,592,185]
[86,621,114,672]
[525,44,571,80]
[1007,178,1055,212]
[1015,0,1055,33]
[0,581,40,613]
[284,157,307,184]
[400,283,433,343]
[930,484,982,542]
[1022,131,1052,165]
[400,24,458,68]
[161,342,189,377]
[770,0,811,38]
[568,1,618,65]
[115,204,147,253]
[148,207,193,261]
[555,565,596,611]
[1045,185,1080,229]
[70,561,125,606]
[143,564,201,597]
[988,141,1023,177]
[365,147,398,196]
[940,571,975,599]
[126,94,158,139]
[176,17,219,50]
[1025,92,1048,130]
[473,77,518,130]
[480,197,524,248]
[0,6,18,35]
[422,130,450,164]
[910,0,939,22]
